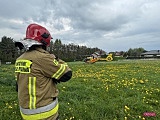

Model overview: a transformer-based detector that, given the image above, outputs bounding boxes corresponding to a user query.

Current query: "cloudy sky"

[0,0,160,52]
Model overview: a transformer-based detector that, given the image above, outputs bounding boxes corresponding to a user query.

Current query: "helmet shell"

[25,23,52,46]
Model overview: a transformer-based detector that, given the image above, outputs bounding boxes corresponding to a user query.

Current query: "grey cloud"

[48,0,145,32]
[0,0,160,51]
[0,0,52,22]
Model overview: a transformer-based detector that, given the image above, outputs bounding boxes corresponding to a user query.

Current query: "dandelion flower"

[124,116,127,120]
[140,80,144,84]
[125,106,130,110]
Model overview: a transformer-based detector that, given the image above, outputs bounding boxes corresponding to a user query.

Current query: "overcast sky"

[0,0,160,52]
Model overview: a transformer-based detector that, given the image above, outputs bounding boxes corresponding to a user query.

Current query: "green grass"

[0,60,160,120]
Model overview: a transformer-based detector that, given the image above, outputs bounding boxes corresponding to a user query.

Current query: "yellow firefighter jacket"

[15,47,71,120]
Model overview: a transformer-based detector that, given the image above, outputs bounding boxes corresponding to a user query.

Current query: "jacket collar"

[36,47,49,54]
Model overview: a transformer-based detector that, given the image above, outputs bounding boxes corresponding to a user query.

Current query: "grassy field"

[0,60,160,120]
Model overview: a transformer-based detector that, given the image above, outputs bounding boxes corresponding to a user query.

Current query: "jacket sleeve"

[52,70,72,84]
[39,54,72,81]
[59,70,72,82]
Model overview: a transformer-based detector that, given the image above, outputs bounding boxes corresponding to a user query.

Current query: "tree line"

[0,36,147,63]
[49,39,101,61]
[0,36,101,63]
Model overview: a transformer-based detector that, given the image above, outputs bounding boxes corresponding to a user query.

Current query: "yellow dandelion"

[124,116,127,120]
[139,80,144,84]
[125,105,130,110]
[8,105,12,109]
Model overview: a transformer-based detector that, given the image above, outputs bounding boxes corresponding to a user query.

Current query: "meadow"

[0,60,159,120]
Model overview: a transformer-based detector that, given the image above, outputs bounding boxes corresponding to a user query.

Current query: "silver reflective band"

[20,98,58,115]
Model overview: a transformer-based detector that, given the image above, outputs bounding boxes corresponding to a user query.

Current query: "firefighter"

[15,23,72,120]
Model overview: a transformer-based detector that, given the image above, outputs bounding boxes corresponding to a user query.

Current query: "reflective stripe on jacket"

[20,98,58,120]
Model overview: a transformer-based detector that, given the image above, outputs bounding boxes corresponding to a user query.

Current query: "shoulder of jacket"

[35,48,56,60]
[36,48,49,54]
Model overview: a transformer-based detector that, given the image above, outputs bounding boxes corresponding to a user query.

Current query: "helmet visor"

[15,39,42,50]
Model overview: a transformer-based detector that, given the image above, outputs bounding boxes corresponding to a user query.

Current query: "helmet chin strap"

[40,39,48,46]
[41,45,47,50]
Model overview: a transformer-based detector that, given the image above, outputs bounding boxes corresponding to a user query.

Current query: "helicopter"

[83,51,113,63]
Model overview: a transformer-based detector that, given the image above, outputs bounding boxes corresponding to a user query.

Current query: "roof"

[141,50,160,55]
[94,50,106,55]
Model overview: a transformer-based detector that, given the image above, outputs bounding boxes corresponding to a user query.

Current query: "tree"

[127,47,146,57]
[53,39,62,57]
[0,36,18,63]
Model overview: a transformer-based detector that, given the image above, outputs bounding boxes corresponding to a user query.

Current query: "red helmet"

[15,23,52,50]
[25,23,52,46]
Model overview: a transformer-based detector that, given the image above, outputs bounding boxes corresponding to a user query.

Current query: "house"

[141,50,160,57]
[91,50,106,58]
[115,51,124,57]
